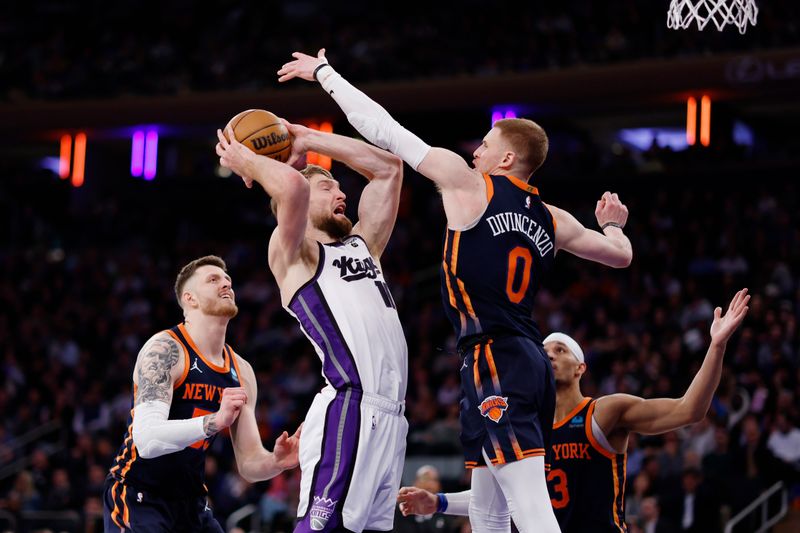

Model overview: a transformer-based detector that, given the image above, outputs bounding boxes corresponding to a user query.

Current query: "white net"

[667,0,758,34]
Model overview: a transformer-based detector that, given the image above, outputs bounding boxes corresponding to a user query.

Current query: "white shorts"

[295,386,408,532]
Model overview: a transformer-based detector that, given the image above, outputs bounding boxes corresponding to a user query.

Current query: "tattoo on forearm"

[203,413,219,437]
[135,337,180,405]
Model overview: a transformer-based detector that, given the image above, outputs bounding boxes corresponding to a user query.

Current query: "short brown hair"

[270,164,335,216]
[174,255,228,306]
[494,118,549,176]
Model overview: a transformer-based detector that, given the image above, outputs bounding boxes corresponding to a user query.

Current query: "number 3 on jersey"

[547,468,570,509]
[506,246,532,303]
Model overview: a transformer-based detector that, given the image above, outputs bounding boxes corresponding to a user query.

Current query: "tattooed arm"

[131,332,211,458]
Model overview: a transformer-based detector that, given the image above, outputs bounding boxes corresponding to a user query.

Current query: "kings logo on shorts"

[479,395,509,423]
[310,495,337,531]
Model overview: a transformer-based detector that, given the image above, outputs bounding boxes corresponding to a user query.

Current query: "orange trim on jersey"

[483,173,494,202]
[178,323,230,373]
[521,448,546,457]
[611,455,624,532]
[585,401,615,460]
[120,443,138,478]
[620,454,628,524]
[509,430,525,460]
[110,421,134,474]
[110,481,124,528]
[484,342,501,393]
[472,344,482,392]
[553,397,592,429]
[166,329,190,389]
[229,347,243,383]
[121,484,130,526]
[450,231,461,275]
[489,432,506,465]
[505,175,540,195]
[456,279,478,319]
[443,230,449,261]
[442,262,458,309]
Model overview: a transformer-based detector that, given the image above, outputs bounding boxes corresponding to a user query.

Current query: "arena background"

[1,1,799,532]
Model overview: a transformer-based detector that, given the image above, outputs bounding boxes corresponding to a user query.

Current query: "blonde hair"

[494,118,549,176]
[270,164,334,216]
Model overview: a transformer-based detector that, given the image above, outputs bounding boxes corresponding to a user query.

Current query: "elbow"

[132,428,157,459]
[613,250,633,268]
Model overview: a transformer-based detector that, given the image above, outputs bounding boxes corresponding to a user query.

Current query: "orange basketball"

[225,109,292,162]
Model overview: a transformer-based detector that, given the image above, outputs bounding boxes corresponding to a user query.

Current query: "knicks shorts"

[459,335,556,469]
[103,478,222,533]
[295,386,408,533]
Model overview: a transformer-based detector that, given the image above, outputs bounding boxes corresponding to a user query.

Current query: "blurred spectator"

[394,465,461,533]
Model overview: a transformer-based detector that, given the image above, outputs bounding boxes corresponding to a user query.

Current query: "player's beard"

[313,212,353,240]
[200,296,239,318]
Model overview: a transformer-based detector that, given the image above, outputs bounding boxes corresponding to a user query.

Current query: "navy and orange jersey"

[548,398,628,533]
[108,323,243,499]
[440,174,556,346]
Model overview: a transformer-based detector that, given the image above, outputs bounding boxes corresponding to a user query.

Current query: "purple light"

[144,131,158,180]
[504,109,517,119]
[491,111,503,125]
[131,131,145,177]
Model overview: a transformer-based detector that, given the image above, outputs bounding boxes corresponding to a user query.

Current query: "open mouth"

[220,294,233,300]
[334,205,345,215]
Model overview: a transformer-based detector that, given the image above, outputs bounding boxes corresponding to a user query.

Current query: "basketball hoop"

[667,0,758,34]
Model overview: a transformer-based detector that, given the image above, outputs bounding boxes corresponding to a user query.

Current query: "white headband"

[543,332,585,364]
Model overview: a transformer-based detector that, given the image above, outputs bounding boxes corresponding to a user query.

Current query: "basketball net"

[667,0,758,34]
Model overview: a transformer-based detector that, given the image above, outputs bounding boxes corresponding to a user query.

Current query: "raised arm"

[229,356,300,482]
[547,192,632,268]
[216,127,310,274]
[131,333,246,458]
[277,49,480,195]
[597,289,750,436]
[286,121,403,258]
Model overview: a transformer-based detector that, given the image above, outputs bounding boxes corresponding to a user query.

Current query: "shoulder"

[231,352,257,386]
[137,331,184,362]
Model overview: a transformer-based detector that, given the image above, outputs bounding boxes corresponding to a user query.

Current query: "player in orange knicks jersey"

[398,289,749,533]
[104,256,301,532]
[279,49,632,533]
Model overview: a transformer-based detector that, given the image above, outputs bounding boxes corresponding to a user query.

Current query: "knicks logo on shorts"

[479,395,509,423]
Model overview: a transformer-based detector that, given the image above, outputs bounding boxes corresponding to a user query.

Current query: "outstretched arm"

[216,127,310,272]
[598,289,750,435]
[277,49,480,194]
[548,192,632,268]
[286,121,403,258]
[397,487,471,517]
[131,333,246,458]
[230,357,300,482]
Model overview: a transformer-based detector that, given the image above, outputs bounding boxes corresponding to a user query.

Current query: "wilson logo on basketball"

[250,131,290,150]
[479,395,509,423]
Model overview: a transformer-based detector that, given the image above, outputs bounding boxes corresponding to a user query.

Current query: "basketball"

[225,109,292,162]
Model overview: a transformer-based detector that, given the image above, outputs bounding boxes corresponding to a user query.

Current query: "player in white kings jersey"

[217,119,407,533]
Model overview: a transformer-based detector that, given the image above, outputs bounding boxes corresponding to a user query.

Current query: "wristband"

[313,63,331,81]
[436,492,448,513]
[601,221,624,230]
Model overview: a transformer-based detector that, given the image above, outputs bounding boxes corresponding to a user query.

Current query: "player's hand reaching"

[216,126,259,188]
[273,423,303,471]
[397,486,438,516]
[277,48,328,83]
[710,288,750,346]
[279,119,311,167]
[595,192,629,229]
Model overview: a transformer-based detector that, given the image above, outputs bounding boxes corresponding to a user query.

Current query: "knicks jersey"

[108,324,242,498]
[549,398,627,533]
[441,174,556,345]
[286,235,408,402]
